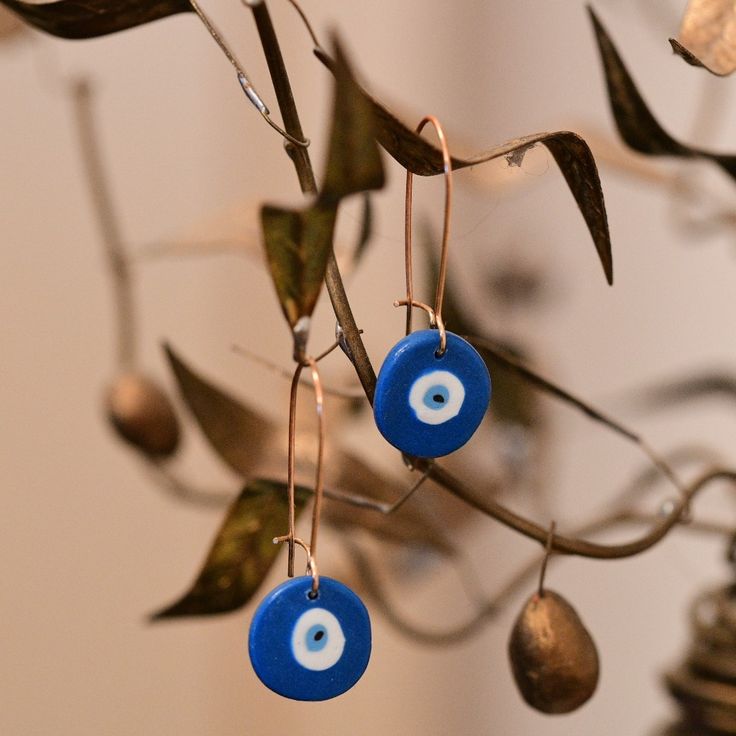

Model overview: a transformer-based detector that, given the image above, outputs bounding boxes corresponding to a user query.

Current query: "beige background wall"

[3,1,736,735]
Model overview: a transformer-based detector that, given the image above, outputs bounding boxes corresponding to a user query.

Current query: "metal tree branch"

[73,78,136,369]
[245,0,736,562]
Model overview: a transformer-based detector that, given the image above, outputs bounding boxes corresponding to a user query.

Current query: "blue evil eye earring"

[249,574,371,701]
[374,115,491,459]
[248,359,371,701]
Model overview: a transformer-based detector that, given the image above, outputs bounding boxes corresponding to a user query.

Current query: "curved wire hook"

[404,115,454,354]
[393,298,447,356]
[277,356,326,594]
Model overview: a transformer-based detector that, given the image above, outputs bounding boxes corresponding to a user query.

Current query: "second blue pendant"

[373,330,491,458]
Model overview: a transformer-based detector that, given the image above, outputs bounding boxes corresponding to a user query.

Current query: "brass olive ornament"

[508,589,600,714]
[105,373,180,458]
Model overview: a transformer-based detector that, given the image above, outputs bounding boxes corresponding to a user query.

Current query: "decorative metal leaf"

[261,41,384,341]
[315,49,612,285]
[260,203,338,331]
[0,0,191,39]
[319,41,385,205]
[670,0,736,76]
[589,8,736,181]
[164,343,276,478]
[350,193,374,270]
[151,479,308,619]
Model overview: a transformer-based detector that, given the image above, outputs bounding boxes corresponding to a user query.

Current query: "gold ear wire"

[403,115,454,355]
[274,356,326,596]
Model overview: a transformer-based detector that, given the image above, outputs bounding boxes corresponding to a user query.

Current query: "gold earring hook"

[404,114,453,355]
[274,356,326,595]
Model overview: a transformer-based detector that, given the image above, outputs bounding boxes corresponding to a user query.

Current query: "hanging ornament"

[373,115,491,458]
[374,329,490,458]
[247,358,371,700]
[249,575,371,701]
[508,523,600,714]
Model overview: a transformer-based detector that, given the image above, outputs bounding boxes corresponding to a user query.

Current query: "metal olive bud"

[106,373,180,458]
[508,589,599,714]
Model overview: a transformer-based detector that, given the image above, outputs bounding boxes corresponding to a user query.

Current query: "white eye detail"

[408,370,465,425]
[291,608,346,671]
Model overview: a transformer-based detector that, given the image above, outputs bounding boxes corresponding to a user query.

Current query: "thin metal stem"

[245,0,316,192]
[346,482,736,646]
[538,521,556,596]
[72,79,136,369]
[189,0,308,148]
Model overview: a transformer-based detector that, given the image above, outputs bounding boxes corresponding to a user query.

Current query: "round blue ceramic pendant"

[248,576,371,701]
[373,329,491,458]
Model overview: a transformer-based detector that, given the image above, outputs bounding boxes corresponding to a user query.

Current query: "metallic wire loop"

[281,356,326,593]
[393,298,447,356]
[273,535,320,595]
[403,114,454,355]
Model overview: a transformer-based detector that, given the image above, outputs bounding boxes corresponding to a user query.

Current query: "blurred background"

[2,1,736,734]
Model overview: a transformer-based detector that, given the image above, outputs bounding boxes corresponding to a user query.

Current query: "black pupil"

[433,394,445,404]
[313,630,325,641]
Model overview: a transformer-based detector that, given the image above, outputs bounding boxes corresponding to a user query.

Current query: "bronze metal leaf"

[260,203,338,330]
[670,0,736,76]
[316,48,612,285]
[0,0,191,39]
[164,342,276,479]
[151,478,308,619]
[260,40,384,339]
[319,41,385,206]
[589,7,736,180]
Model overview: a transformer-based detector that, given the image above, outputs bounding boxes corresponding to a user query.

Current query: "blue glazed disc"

[248,576,371,701]
[373,330,491,458]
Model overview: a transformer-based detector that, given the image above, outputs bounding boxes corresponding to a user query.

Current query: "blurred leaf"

[670,0,736,76]
[260,203,338,330]
[352,193,374,269]
[420,223,538,428]
[319,41,385,205]
[315,49,612,285]
[589,7,736,181]
[151,479,309,619]
[640,371,736,409]
[164,343,276,478]
[0,0,191,39]
[326,450,457,557]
